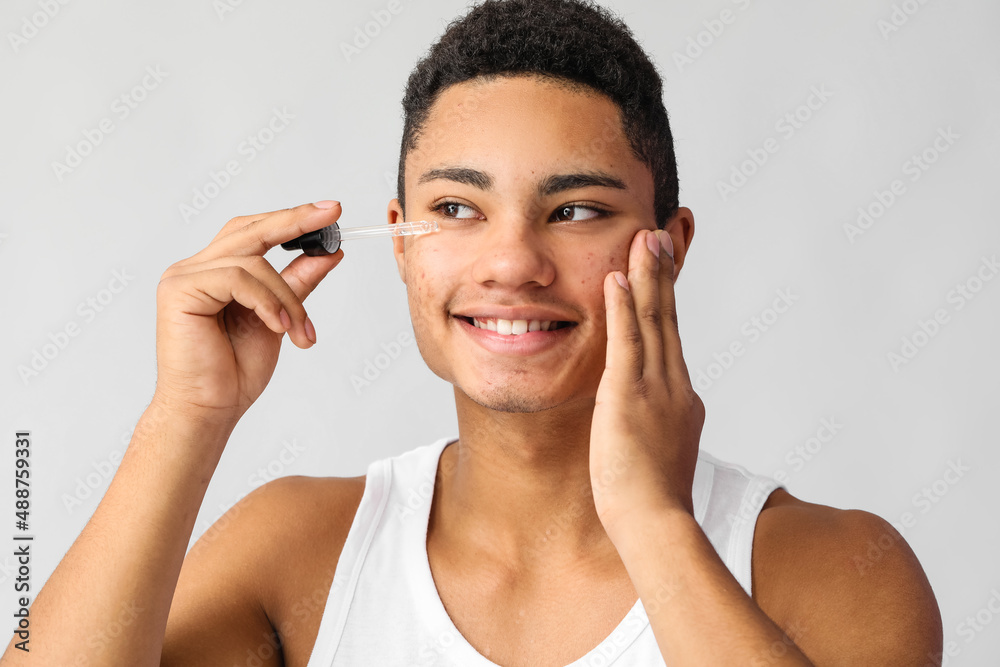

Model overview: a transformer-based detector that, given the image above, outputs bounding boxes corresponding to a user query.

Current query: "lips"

[450,305,578,355]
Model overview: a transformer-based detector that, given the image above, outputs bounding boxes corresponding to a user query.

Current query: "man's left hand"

[590,228,706,542]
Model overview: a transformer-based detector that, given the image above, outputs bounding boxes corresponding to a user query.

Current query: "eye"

[551,204,607,223]
[433,201,481,219]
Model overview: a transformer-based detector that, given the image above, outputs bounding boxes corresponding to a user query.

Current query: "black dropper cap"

[280,223,343,256]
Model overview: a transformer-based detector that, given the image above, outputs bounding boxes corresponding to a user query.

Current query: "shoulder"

[750,488,942,664]
[197,473,367,558]
[242,473,367,596]
[165,474,367,665]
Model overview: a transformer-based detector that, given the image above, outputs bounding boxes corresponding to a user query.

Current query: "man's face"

[389,74,657,413]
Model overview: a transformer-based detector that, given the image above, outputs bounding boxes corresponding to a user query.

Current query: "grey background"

[2,0,998,663]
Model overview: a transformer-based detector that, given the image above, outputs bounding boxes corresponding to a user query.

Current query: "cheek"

[606,236,634,272]
[405,267,448,378]
[405,242,449,295]
[575,242,631,288]
[403,243,456,347]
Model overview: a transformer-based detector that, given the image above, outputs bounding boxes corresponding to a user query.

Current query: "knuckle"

[232,215,263,237]
[242,254,271,273]
[155,275,174,299]
[622,327,644,348]
[161,259,188,278]
[229,211,267,226]
[223,264,253,284]
[664,304,679,328]
[638,304,662,328]
[218,214,255,238]
[680,387,706,419]
[264,293,284,312]
[630,378,655,401]
[285,294,306,315]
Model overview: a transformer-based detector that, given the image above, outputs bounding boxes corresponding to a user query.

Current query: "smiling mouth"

[456,316,575,335]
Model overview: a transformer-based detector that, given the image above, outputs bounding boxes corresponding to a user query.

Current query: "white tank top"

[305,437,783,667]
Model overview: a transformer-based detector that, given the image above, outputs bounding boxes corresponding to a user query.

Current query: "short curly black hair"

[397,0,679,229]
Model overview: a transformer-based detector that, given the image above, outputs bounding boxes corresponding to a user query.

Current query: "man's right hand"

[151,200,344,426]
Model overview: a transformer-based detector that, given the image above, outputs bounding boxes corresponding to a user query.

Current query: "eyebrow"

[418,167,493,190]
[417,166,628,197]
[539,172,628,197]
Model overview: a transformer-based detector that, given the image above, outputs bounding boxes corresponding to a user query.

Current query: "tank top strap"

[695,448,785,596]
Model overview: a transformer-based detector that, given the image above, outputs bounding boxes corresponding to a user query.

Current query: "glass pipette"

[281,220,439,256]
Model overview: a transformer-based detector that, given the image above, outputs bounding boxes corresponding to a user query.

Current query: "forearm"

[1,403,237,666]
[615,507,813,666]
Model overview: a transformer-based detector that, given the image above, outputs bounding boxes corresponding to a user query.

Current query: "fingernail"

[615,271,630,291]
[645,230,661,257]
[279,308,291,331]
[304,316,317,343]
[313,200,338,209]
[659,231,674,260]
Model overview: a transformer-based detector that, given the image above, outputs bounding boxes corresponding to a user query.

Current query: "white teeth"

[471,318,558,335]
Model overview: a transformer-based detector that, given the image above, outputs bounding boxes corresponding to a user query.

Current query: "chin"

[464,387,557,414]
[456,372,596,414]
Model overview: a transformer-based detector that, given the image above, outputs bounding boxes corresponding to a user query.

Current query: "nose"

[469,217,556,289]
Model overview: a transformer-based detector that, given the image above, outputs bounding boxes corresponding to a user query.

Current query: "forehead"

[407,75,649,185]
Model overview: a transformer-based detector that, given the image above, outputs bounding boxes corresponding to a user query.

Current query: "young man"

[2,0,941,665]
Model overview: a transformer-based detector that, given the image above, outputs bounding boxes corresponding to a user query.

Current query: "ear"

[663,206,695,279]
[388,198,407,283]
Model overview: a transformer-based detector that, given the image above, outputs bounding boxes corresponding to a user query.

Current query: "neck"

[430,387,620,574]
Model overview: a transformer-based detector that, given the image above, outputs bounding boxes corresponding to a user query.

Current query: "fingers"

[603,271,643,381]
[616,228,691,386]
[625,229,666,378]
[279,247,344,304]
[653,230,691,385]
[159,264,303,345]
[163,200,348,348]
[208,205,297,245]
[198,201,343,261]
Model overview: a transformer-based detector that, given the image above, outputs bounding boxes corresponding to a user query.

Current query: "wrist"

[138,396,240,459]
[148,390,243,433]
[601,498,696,553]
